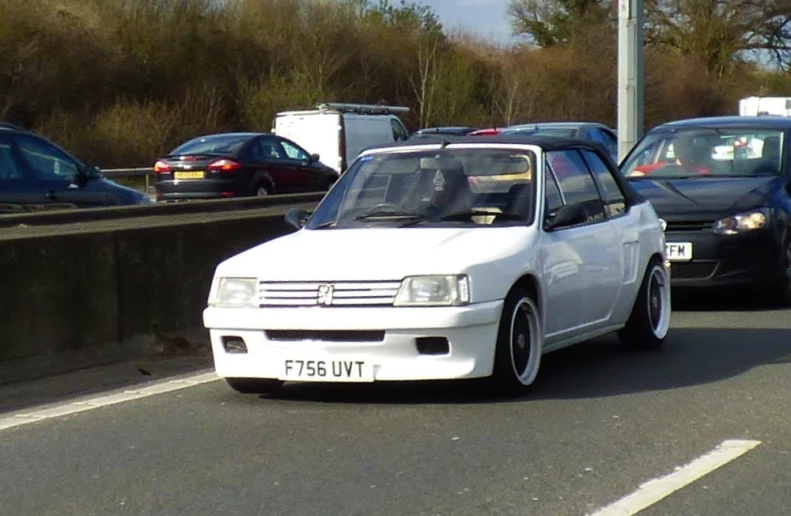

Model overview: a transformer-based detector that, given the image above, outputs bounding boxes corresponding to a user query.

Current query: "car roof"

[413,126,478,135]
[652,115,791,131]
[504,121,608,131]
[364,134,611,153]
[0,122,26,132]
[186,132,265,140]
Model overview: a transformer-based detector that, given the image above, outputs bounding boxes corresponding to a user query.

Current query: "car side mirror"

[285,207,311,231]
[73,169,89,187]
[310,153,320,162]
[544,203,587,231]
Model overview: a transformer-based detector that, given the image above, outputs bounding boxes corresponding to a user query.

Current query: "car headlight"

[712,209,768,235]
[393,275,470,306]
[207,277,258,308]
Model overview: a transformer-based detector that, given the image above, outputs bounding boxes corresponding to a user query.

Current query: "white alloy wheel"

[509,297,542,385]
[619,258,671,350]
[491,287,543,396]
[646,264,671,340]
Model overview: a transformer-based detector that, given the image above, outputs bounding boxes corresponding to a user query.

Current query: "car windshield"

[305,147,538,229]
[621,127,785,179]
[168,134,251,156]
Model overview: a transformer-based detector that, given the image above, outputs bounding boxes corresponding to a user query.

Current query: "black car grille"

[664,220,715,232]
[670,262,718,280]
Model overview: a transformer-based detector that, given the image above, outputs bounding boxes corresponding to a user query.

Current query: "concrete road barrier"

[0,201,319,381]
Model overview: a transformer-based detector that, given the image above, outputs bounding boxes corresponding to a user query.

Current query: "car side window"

[544,163,563,218]
[580,149,627,217]
[546,149,606,224]
[391,119,409,141]
[0,135,26,180]
[256,137,288,160]
[279,139,309,161]
[14,135,79,181]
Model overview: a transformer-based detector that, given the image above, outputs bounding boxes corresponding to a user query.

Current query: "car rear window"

[169,135,251,156]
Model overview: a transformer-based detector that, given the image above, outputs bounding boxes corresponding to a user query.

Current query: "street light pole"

[617,0,644,163]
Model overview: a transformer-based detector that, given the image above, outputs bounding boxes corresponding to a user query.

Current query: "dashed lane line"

[0,370,220,432]
[588,439,762,516]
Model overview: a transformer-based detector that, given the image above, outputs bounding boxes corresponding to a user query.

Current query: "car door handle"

[45,191,57,200]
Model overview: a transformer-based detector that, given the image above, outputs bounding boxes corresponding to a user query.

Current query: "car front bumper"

[665,228,781,288]
[202,301,504,382]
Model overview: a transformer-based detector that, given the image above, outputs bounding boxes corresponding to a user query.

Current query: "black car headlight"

[712,209,769,235]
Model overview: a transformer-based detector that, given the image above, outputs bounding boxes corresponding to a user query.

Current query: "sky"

[420,0,517,44]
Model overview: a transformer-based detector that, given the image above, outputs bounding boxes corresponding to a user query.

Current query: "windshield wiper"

[440,210,524,221]
[354,210,425,220]
[311,221,336,229]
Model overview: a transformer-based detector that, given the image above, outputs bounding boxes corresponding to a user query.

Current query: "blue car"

[501,122,619,162]
[620,116,791,304]
[0,123,149,214]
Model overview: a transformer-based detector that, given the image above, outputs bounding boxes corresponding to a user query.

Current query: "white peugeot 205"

[202,135,671,396]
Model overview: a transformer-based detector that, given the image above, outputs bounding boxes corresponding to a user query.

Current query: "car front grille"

[664,220,715,232]
[670,262,718,280]
[258,281,401,307]
[265,330,386,342]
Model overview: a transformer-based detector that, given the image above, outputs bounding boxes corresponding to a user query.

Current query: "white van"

[739,96,791,116]
[273,103,410,174]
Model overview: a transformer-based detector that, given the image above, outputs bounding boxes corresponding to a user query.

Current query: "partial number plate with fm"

[281,359,374,383]
[666,242,693,262]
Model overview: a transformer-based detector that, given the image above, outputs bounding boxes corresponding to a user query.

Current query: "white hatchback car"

[203,136,671,396]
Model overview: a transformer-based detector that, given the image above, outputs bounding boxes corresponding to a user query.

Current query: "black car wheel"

[255,183,272,196]
[771,239,791,306]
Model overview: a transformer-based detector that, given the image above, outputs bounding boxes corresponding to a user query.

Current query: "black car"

[153,132,339,201]
[0,123,149,214]
[620,115,791,304]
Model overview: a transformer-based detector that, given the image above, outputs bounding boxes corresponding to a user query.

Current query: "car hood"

[90,178,150,204]
[627,176,779,217]
[215,226,532,281]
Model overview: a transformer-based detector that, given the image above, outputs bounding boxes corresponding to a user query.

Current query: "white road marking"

[0,370,219,432]
[588,439,762,516]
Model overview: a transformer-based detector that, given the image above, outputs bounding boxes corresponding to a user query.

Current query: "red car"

[468,128,505,136]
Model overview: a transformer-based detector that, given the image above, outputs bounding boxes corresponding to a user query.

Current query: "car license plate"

[174,171,205,179]
[666,242,692,261]
[281,359,374,382]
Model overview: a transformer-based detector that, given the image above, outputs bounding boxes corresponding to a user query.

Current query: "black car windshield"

[169,134,252,156]
[621,127,785,179]
[305,147,538,229]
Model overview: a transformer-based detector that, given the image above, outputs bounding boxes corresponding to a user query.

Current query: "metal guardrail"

[0,191,325,228]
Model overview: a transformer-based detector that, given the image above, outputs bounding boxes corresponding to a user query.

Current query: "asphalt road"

[1,293,790,516]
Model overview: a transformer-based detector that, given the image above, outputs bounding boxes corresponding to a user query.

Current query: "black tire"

[254,182,273,197]
[225,378,284,395]
[489,286,543,397]
[618,256,671,350]
[769,238,791,307]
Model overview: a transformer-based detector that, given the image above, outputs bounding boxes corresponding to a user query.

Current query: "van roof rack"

[316,103,410,115]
